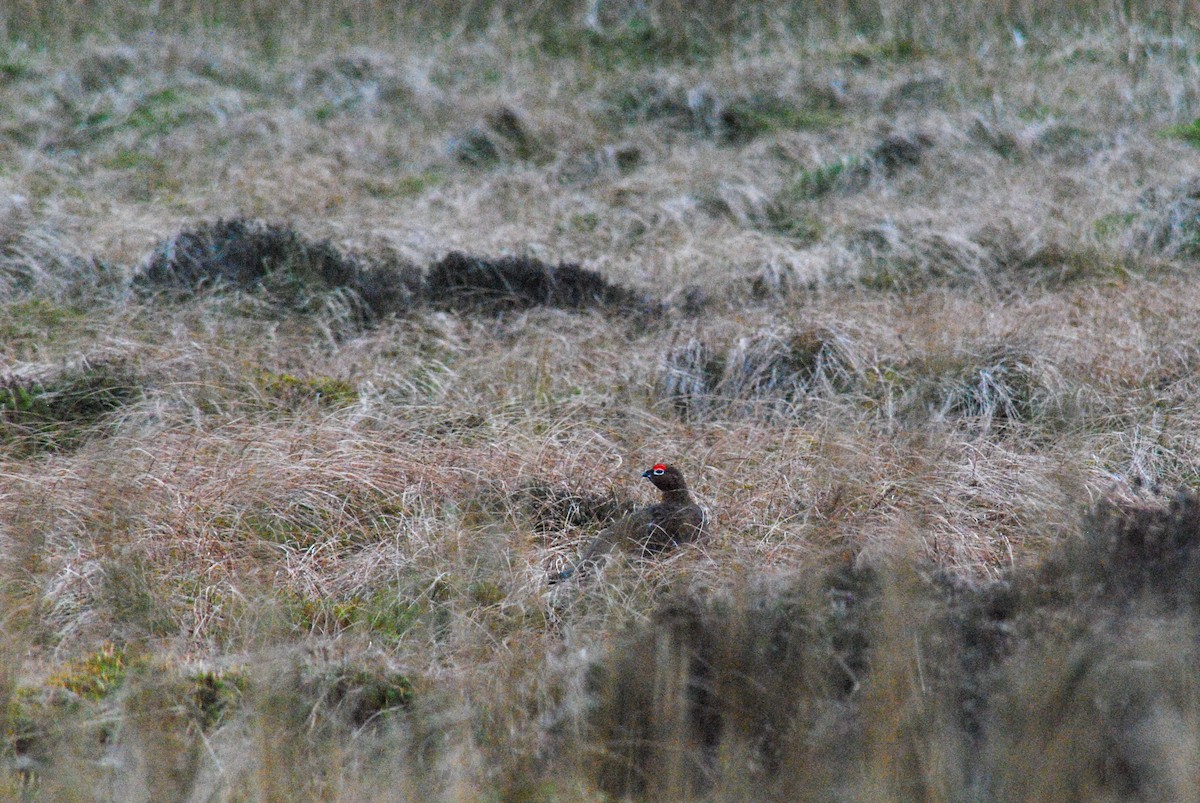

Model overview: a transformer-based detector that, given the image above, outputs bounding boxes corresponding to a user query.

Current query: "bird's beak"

[641,469,652,479]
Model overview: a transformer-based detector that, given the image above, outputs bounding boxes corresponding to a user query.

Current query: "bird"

[548,463,705,584]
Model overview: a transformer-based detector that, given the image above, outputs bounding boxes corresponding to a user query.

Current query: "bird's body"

[549,464,704,584]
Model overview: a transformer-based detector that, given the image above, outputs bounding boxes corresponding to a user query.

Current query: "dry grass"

[4,0,1200,798]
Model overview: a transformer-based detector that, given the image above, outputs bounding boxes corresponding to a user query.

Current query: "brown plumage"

[548,464,705,584]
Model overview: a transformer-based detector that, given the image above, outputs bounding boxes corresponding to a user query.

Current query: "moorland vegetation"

[3,0,1200,798]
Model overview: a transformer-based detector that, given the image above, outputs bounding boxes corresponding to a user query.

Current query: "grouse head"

[642,463,688,493]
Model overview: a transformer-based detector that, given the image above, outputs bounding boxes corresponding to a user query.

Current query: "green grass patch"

[1093,212,1137,240]
[0,358,142,454]
[82,110,112,128]
[236,509,326,549]
[254,370,358,408]
[102,149,165,171]
[719,96,841,143]
[101,555,180,638]
[275,591,359,632]
[1017,103,1056,122]
[1162,119,1200,148]
[46,643,131,701]
[125,87,192,136]
[396,171,444,195]
[335,667,414,718]
[846,37,926,66]
[1026,245,1131,286]
[539,18,708,68]
[188,667,248,731]
[278,588,425,642]
[792,157,865,198]
[467,580,505,607]
[0,57,32,83]
[759,158,861,240]
[0,299,88,345]
[567,212,600,233]
[762,204,824,243]
[312,94,365,121]
[361,170,445,199]
[353,590,425,640]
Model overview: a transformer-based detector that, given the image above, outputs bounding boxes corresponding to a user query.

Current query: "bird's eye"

[653,468,665,475]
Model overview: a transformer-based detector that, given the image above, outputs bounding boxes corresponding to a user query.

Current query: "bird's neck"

[661,488,692,506]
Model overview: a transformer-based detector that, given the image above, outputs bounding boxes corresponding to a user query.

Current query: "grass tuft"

[1161,119,1200,148]
[46,643,130,701]
[1124,178,1200,259]
[0,357,142,454]
[661,326,869,420]
[426,250,661,317]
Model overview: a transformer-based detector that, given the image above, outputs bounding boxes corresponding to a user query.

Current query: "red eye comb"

[652,463,668,472]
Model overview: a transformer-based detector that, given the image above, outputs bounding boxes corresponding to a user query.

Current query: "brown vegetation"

[3,0,1200,798]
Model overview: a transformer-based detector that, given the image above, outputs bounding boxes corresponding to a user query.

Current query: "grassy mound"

[660,326,869,419]
[426,250,660,317]
[133,221,662,324]
[1125,178,1200,260]
[0,356,142,454]
[133,218,422,328]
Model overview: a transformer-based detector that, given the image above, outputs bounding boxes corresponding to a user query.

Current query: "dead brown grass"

[4,0,1200,798]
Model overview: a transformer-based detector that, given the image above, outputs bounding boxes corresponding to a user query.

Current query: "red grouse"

[548,463,705,584]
